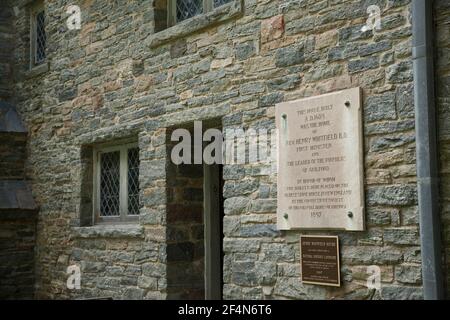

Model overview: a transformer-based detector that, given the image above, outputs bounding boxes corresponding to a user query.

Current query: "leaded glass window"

[100,151,120,217]
[176,0,203,22]
[214,0,232,8]
[95,143,140,222]
[30,2,46,67]
[34,10,46,65]
[127,148,140,216]
[170,0,235,25]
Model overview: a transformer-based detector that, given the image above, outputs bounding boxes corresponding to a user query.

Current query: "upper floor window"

[93,143,140,223]
[169,0,233,25]
[30,1,46,68]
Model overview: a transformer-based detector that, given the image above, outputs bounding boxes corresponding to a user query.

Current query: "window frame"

[29,0,46,69]
[168,0,231,26]
[93,142,140,224]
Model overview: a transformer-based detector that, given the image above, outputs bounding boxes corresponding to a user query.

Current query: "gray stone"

[258,92,284,107]
[395,265,422,284]
[236,41,256,60]
[387,61,413,83]
[122,288,144,300]
[142,263,165,277]
[223,239,261,253]
[364,92,396,122]
[348,56,379,74]
[240,82,266,96]
[328,44,359,62]
[384,228,420,245]
[381,285,423,300]
[359,41,392,57]
[275,45,304,67]
[255,262,277,285]
[72,225,144,239]
[286,16,315,35]
[273,277,306,299]
[369,133,416,152]
[366,208,395,226]
[137,276,158,290]
[223,165,245,180]
[341,246,403,264]
[81,261,106,273]
[260,243,296,263]
[223,179,259,198]
[365,119,415,135]
[170,40,187,59]
[367,185,417,206]
[396,83,414,118]
[224,197,250,215]
[240,224,280,238]
[267,74,302,91]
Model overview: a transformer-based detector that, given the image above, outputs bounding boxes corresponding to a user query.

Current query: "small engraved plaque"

[301,235,340,287]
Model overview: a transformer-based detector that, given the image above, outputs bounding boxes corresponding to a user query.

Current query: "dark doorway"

[166,122,224,300]
[203,163,223,299]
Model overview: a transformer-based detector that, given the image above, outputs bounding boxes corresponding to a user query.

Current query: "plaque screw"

[284,213,289,219]
[347,211,353,218]
[345,101,351,108]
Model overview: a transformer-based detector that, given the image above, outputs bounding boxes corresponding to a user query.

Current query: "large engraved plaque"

[276,87,364,231]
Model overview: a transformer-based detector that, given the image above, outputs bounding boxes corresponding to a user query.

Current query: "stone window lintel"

[148,0,243,48]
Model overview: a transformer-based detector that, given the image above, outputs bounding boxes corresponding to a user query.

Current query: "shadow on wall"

[166,126,205,299]
[0,102,39,299]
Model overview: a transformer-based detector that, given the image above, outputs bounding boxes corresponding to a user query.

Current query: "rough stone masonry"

[0,0,449,299]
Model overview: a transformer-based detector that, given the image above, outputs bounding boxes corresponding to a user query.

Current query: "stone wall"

[435,0,450,297]
[69,224,161,300]
[0,209,37,300]
[0,0,14,101]
[0,132,27,180]
[9,0,426,299]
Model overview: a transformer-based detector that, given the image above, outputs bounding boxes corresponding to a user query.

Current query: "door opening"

[166,122,224,300]
[203,163,223,300]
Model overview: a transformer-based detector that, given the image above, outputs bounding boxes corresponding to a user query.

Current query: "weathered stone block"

[261,15,284,43]
[364,92,396,122]
[275,45,304,67]
[137,276,158,290]
[384,228,420,245]
[367,185,417,206]
[395,264,422,284]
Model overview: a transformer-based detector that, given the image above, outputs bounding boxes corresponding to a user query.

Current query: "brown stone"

[261,15,285,44]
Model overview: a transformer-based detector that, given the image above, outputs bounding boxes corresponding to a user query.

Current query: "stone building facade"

[0,0,449,299]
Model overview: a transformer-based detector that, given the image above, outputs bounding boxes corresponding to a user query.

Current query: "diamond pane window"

[95,143,140,223]
[169,0,237,26]
[127,148,140,216]
[213,0,232,8]
[176,0,203,22]
[100,151,120,217]
[34,10,46,65]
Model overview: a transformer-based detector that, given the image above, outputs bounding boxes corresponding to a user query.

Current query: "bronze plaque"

[300,235,340,287]
[276,87,365,231]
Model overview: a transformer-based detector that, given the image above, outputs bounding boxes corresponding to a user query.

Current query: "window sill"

[25,62,49,79]
[72,224,144,239]
[147,0,244,48]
